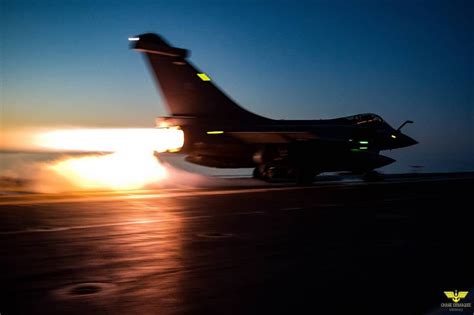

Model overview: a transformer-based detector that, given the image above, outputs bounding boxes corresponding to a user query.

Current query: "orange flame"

[34,127,183,153]
[34,127,184,191]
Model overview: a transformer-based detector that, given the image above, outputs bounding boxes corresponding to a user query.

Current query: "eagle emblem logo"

[444,290,469,303]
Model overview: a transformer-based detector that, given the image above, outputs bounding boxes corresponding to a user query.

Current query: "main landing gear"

[253,165,316,185]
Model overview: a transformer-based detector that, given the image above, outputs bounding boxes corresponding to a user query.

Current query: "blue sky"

[1,0,473,172]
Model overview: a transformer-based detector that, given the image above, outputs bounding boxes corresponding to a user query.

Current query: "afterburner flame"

[35,127,184,153]
[47,152,167,190]
[34,127,184,191]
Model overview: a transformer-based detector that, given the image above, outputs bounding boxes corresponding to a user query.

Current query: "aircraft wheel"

[253,165,270,181]
[252,167,262,179]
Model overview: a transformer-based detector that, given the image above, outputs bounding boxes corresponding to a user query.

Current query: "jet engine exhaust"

[1,127,184,192]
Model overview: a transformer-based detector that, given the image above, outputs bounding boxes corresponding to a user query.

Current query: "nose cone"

[396,133,418,148]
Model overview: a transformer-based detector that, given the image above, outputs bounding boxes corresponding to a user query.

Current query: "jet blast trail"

[34,128,183,153]
[36,127,184,190]
[1,127,184,192]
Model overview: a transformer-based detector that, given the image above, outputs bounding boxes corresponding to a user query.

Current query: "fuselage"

[157,113,417,172]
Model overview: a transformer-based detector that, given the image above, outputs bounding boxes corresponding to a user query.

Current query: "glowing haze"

[46,152,168,190]
[34,127,184,190]
[1,127,184,191]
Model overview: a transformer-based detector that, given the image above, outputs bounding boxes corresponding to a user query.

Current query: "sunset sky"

[1,0,472,172]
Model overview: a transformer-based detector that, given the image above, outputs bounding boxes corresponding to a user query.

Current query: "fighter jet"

[130,33,417,184]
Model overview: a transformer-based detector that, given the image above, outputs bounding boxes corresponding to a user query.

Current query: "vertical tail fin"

[130,33,267,122]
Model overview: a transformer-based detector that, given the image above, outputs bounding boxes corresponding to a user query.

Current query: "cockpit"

[343,113,384,125]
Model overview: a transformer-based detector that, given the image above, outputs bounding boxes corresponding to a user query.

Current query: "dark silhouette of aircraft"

[130,33,417,183]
